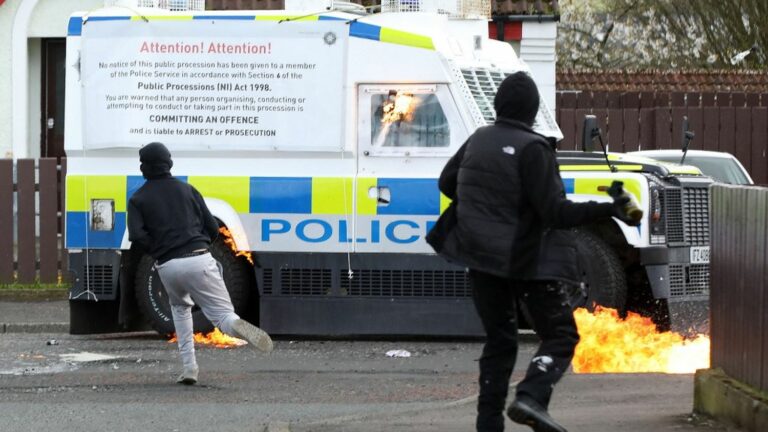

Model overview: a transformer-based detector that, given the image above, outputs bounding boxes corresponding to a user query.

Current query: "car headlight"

[649,188,665,244]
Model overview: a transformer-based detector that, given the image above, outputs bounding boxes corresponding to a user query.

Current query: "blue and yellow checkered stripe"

[65,176,444,248]
[67,15,434,50]
[562,177,642,203]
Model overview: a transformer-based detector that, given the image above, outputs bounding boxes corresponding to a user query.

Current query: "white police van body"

[65,0,710,335]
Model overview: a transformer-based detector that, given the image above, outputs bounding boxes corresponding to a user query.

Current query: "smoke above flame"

[572,307,710,374]
[219,226,254,265]
[169,328,247,348]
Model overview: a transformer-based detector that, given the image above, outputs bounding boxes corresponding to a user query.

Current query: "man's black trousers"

[469,270,580,432]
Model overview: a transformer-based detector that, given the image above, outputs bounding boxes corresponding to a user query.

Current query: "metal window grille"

[669,264,709,297]
[664,188,685,244]
[381,0,490,19]
[105,0,205,11]
[461,68,506,124]
[341,269,471,297]
[683,187,709,246]
[279,268,332,296]
[458,67,561,138]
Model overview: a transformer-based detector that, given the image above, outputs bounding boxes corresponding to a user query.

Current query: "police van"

[65,0,710,335]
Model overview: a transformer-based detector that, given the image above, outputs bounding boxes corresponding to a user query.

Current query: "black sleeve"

[193,188,220,242]
[127,199,151,252]
[520,141,614,228]
[438,140,468,200]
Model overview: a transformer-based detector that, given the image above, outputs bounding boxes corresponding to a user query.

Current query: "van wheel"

[569,229,628,313]
[133,236,253,336]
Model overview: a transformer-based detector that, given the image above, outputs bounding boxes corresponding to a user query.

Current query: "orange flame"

[572,307,710,374]
[381,91,417,124]
[219,226,254,265]
[168,328,247,348]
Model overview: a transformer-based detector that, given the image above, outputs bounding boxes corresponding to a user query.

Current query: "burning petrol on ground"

[572,307,710,374]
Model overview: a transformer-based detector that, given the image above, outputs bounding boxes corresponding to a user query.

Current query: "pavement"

[0,300,743,432]
[0,299,69,333]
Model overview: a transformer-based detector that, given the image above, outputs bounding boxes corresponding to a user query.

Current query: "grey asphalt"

[0,301,740,432]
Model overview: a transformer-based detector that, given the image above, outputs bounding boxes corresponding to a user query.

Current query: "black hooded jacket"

[127,143,219,263]
[436,73,614,280]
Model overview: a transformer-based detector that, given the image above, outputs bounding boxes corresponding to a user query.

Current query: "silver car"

[628,150,754,185]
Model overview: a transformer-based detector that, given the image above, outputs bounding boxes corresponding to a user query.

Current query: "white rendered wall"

[2,0,102,159]
[520,21,557,116]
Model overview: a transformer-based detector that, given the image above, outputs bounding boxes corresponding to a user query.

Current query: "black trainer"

[506,397,567,432]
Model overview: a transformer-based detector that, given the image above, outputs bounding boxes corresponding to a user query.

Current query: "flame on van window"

[169,328,246,348]
[381,91,417,124]
[219,226,254,265]
[572,307,710,374]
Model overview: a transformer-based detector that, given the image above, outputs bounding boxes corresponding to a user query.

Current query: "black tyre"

[569,229,628,313]
[134,235,253,336]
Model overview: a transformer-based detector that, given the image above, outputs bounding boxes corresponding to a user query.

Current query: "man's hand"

[603,181,643,226]
[612,195,642,226]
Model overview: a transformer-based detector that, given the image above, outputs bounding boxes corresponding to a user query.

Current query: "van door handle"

[368,186,390,205]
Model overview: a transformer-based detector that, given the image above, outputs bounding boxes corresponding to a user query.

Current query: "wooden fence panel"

[732,92,746,107]
[718,108,736,154]
[671,92,685,107]
[655,108,673,149]
[558,109,576,150]
[711,185,768,393]
[623,109,640,151]
[686,108,704,152]
[638,108,654,150]
[608,109,624,153]
[702,107,720,151]
[577,91,592,109]
[607,92,622,109]
[670,107,687,150]
[742,191,766,389]
[734,108,752,175]
[764,243,768,392]
[640,91,656,108]
[17,160,35,284]
[575,108,590,150]
[60,158,68,281]
[0,160,12,284]
[751,108,768,185]
[561,92,577,109]
[716,92,731,107]
[623,92,640,109]
[592,91,608,109]
[686,92,701,108]
[701,92,716,106]
[39,159,58,283]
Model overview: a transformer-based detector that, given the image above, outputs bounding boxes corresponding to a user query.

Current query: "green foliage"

[0,281,70,290]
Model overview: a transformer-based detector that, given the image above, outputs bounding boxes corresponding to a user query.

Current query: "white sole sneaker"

[177,366,199,385]
[232,319,274,353]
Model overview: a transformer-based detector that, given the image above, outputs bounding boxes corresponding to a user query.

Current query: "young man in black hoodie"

[434,72,638,432]
[127,142,272,385]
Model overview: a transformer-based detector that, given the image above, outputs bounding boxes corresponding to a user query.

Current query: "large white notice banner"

[81,19,347,151]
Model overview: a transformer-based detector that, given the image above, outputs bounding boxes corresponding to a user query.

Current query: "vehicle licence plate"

[690,246,710,264]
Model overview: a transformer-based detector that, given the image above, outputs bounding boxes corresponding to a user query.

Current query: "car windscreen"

[649,155,750,184]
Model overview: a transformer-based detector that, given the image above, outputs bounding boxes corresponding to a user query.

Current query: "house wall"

[0,0,101,159]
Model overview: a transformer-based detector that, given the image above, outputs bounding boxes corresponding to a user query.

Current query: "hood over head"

[139,142,173,180]
[494,71,540,127]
